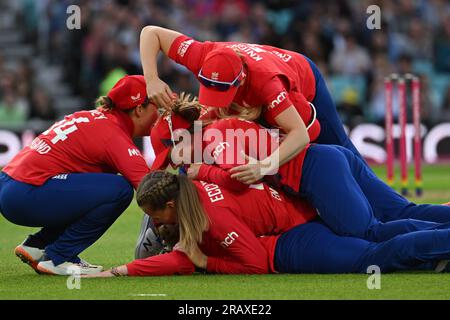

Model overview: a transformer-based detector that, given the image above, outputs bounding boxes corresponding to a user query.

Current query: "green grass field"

[1,165,450,300]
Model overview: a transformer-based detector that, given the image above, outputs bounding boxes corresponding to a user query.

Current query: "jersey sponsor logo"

[30,137,52,154]
[128,148,142,157]
[220,231,239,248]
[131,93,141,102]
[178,39,194,58]
[200,181,225,203]
[268,90,288,109]
[212,141,230,160]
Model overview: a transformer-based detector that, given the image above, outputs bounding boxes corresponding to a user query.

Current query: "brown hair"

[162,92,203,122]
[95,96,151,114]
[136,171,209,254]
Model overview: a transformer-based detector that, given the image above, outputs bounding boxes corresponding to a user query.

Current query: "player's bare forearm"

[272,106,309,167]
[269,127,308,168]
[140,26,182,81]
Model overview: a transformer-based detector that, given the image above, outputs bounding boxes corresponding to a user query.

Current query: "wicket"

[384,73,422,197]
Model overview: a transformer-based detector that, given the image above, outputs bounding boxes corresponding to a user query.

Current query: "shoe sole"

[35,264,56,275]
[14,246,42,274]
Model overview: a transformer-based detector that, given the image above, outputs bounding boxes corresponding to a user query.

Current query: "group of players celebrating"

[1,26,450,277]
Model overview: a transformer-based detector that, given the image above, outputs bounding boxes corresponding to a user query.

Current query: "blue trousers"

[307,56,363,159]
[300,144,450,242]
[275,221,450,273]
[0,172,133,265]
[305,58,450,223]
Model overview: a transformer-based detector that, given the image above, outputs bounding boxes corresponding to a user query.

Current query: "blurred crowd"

[0,0,449,128]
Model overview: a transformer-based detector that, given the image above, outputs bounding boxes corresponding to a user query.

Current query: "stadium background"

[1,0,450,300]
[0,0,449,165]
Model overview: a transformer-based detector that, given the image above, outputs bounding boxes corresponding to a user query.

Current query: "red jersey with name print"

[168,35,321,141]
[198,118,310,194]
[3,110,150,189]
[126,180,317,276]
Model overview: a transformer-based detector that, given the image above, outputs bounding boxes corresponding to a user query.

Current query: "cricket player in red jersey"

[149,109,450,243]
[139,26,345,184]
[84,171,450,277]
[0,75,157,275]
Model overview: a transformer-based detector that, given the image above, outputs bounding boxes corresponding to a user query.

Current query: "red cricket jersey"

[168,35,321,141]
[198,118,310,194]
[3,109,150,189]
[126,180,317,276]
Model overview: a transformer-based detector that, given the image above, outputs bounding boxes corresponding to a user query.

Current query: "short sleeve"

[168,35,211,75]
[260,78,294,126]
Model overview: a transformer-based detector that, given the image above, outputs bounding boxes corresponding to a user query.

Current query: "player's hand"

[187,163,202,180]
[146,77,175,110]
[174,242,207,269]
[230,154,275,184]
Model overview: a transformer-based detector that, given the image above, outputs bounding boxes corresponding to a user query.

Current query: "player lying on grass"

[84,171,450,278]
[140,26,450,224]
[146,99,450,244]
[0,75,157,275]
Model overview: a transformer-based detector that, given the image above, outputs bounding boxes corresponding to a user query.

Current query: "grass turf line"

[0,165,449,300]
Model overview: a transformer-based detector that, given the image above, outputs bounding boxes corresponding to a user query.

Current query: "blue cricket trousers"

[305,58,450,223]
[299,144,450,242]
[274,220,450,273]
[0,172,133,265]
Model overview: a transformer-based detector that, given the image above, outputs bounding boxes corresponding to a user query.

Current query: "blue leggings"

[305,58,450,223]
[0,172,133,265]
[299,144,450,242]
[275,221,449,273]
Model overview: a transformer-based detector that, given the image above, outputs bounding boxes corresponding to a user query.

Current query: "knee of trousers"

[109,176,134,208]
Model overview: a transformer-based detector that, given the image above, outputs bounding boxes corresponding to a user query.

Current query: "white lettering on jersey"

[128,148,142,157]
[220,232,239,248]
[30,138,52,155]
[268,90,288,109]
[90,110,108,120]
[268,186,282,201]
[44,117,90,144]
[52,174,68,180]
[212,142,230,160]
[178,39,194,58]
[225,44,263,61]
[201,182,225,203]
[270,50,292,62]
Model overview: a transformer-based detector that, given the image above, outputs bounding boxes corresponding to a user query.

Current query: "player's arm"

[230,80,310,184]
[140,26,182,109]
[104,136,150,189]
[192,163,248,192]
[82,251,195,277]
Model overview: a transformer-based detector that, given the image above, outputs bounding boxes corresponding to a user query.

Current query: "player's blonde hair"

[167,92,203,122]
[136,171,209,254]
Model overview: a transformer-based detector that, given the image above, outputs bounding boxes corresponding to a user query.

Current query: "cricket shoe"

[36,257,103,276]
[135,214,163,259]
[14,243,45,272]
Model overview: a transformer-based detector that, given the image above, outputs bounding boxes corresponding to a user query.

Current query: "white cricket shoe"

[36,259,104,276]
[15,243,45,271]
